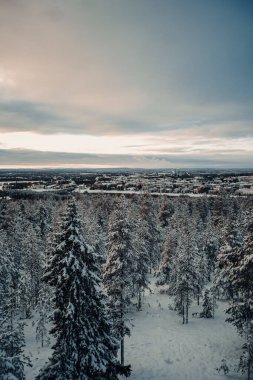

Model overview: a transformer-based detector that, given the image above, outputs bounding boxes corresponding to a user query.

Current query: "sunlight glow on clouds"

[0,0,252,168]
[0,132,152,155]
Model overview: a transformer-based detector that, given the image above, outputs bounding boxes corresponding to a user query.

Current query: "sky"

[0,0,252,169]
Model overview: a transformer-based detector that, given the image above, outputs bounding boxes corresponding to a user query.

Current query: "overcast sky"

[0,0,252,168]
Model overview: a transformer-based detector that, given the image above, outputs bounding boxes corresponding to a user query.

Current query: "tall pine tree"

[0,229,30,380]
[37,199,122,380]
[225,217,253,379]
[103,197,135,366]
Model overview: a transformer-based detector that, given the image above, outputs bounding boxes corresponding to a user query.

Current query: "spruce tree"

[0,322,30,380]
[156,227,177,286]
[225,218,253,379]
[226,220,253,333]
[200,290,213,318]
[37,199,122,380]
[238,323,253,380]
[103,197,135,366]
[0,229,30,380]
[133,217,150,310]
[140,194,161,272]
[168,231,201,324]
[214,219,244,300]
[36,283,51,348]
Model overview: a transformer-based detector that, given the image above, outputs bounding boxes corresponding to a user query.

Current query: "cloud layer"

[1,148,252,169]
[0,0,252,167]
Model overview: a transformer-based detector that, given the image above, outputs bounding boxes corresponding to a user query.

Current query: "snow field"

[122,278,244,380]
[24,316,53,380]
[24,277,244,380]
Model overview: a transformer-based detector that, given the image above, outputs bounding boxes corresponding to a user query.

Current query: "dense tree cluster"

[0,193,252,379]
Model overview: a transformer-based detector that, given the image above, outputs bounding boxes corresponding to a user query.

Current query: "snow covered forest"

[1,193,253,380]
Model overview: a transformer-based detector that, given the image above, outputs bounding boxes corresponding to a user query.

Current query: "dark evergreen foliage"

[200,290,213,318]
[103,197,135,366]
[37,199,121,380]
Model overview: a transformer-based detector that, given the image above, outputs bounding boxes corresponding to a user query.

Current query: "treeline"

[0,194,253,379]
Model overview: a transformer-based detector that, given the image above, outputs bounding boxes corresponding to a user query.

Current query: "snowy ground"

[24,319,53,380]
[24,277,244,380]
[122,278,244,380]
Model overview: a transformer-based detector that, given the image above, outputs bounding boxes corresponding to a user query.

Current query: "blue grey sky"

[0,0,252,168]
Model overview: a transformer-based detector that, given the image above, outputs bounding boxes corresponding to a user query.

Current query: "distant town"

[1,168,253,197]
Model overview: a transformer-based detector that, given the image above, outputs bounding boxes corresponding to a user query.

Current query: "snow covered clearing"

[121,278,243,380]
[24,277,243,380]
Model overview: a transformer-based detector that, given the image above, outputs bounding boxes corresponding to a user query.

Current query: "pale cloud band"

[0,148,252,169]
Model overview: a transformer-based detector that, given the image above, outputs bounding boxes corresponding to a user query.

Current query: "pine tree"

[103,197,135,366]
[225,218,253,379]
[16,223,45,319]
[158,199,174,228]
[195,251,209,305]
[0,322,30,380]
[201,218,220,278]
[200,289,213,318]
[156,227,177,286]
[133,217,150,310]
[168,231,201,324]
[35,215,62,349]
[36,310,48,349]
[214,219,244,300]
[140,195,161,272]
[238,323,253,380]
[37,199,122,380]
[36,283,51,348]
[226,220,253,334]
[0,229,31,380]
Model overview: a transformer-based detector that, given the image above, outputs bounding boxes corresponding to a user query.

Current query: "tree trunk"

[186,287,189,324]
[120,288,124,366]
[182,304,185,324]
[186,298,189,324]
[137,288,141,310]
[131,281,135,298]
[121,337,124,366]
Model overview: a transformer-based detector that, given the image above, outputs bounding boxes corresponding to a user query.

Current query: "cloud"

[0,148,252,169]
[0,98,252,141]
[0,99,164,135]
[0,2,252,120]
[0,100,85,134]
[0,0,252,166]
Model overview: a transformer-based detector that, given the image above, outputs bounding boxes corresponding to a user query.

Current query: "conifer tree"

[200,289,213,318]
[214,219,244,300]
[225,218,253,379]
[36,283,51,348]
[103,197,135,366]
[0,229,31,380]
[36,309,48,349]
[133,218,150,310]
[226,220,253,333]
[140,194,161,272]
[238,321,253,380]
[156,227,177,286]
[158,199,174,228]
[0,322,30,380]
[238,323,253,380]
[37,199,122,380]
[168,232,201,324]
